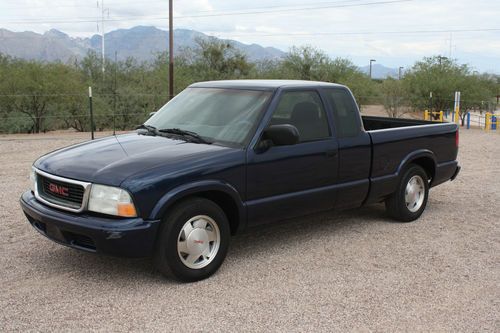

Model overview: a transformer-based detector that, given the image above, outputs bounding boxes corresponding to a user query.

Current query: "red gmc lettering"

[49,183,69,197]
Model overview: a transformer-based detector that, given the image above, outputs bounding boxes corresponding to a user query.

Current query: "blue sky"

[1,0,499,73]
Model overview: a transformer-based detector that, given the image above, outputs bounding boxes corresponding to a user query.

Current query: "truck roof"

[189,79,346,91]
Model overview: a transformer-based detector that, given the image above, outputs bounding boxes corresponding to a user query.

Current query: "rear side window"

[323,89,360,137]
[270,91,330,142]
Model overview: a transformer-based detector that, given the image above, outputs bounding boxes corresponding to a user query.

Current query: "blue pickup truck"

[21,80,460,281]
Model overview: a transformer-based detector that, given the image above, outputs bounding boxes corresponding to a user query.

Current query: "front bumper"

[20,191,160,257]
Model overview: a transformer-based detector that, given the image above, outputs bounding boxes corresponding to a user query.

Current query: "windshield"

[145,87,272,146]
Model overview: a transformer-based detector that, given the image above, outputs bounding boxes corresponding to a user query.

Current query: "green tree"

[320,57,377,106]
[79,50,103,84]
[188,37,253,80]
[50,63,87,131]
[403,56,496,125]
[380,78,409,118]
[259,46,377,105]
[0,59,65,133]
[456,73,496,124]
[280,46,329,80]
[403,56,463,113]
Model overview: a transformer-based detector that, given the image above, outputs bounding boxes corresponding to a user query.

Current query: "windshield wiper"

[136,124,158,136]
[158,128,212,144]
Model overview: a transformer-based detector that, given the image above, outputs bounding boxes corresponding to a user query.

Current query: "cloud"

[0,0,499,72]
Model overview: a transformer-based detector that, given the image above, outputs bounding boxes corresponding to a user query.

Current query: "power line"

[216,28,500,38]
[2,27,498,40]
[0,0,412,24]
[1,0,366,13]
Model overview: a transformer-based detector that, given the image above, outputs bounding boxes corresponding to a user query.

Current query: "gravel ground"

[0,129,499,332]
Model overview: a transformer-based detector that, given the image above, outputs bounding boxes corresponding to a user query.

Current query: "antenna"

[98,0,109,78]
[102,0,104,75]
[449,32,452,58]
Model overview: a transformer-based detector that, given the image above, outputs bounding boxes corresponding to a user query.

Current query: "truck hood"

[34,133,235,186]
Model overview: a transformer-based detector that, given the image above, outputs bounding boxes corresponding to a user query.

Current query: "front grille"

[36,172,87,210]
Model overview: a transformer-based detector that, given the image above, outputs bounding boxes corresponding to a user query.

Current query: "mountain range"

[359,64,400,79]
[0,26,397,78]
[0,26,285,63]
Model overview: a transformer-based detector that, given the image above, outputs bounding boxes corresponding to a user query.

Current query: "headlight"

[88,184,137,217]
[30,168,37,193]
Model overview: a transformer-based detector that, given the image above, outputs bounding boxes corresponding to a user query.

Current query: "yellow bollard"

[439,111,443,122]
[485,113,491,131]
[424,110,429,121]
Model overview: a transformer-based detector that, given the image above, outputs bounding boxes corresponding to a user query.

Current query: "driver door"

[245,89,339,226]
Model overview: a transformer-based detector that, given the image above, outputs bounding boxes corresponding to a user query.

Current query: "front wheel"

[385,164,429,222]
[154,197,230,282]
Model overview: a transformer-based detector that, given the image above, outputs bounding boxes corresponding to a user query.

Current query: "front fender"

[149,179,246,228]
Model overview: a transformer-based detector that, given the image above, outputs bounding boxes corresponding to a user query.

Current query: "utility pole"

[168,0,174,100]
[398,66,403,80]
[369,59,376,79]
[113,51,117,135]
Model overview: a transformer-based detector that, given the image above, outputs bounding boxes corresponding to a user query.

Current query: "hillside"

[0,26,285,62]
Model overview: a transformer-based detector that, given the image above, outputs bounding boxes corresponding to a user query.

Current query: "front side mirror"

[263,124,299,146]
[149,111,156,117]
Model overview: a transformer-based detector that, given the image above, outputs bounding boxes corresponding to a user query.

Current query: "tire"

[154,197,230,282]
[385,164,429,222]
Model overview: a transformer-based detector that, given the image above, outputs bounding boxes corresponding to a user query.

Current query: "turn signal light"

[117,203,137,217]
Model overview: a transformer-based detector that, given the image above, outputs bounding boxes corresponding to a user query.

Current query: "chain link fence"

[0,92,169,134]
[1,93,497,135]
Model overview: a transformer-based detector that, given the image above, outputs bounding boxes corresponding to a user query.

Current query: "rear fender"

[396,149,437,180]
[366,149,436,204]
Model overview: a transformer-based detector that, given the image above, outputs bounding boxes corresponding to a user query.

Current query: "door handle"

[326,150,337,158]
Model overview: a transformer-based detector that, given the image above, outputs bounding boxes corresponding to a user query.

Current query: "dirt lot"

[0,129,499,332]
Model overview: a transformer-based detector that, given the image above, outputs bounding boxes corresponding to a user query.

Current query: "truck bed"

[360,115,459,205]
[362,115,429,130]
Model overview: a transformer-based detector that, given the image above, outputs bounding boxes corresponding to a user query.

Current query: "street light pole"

[369,59,376,79]
[398,66,403,80]
[168,0,174,100]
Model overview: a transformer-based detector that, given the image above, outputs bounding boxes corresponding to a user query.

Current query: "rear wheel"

[385,164,429,222]
[154,197,230,282]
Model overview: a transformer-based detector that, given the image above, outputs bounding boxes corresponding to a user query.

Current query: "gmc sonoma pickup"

[21,80,460,282]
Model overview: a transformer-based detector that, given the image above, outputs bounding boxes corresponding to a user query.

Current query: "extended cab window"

[270,91,330,142]
[324,89,361,137]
